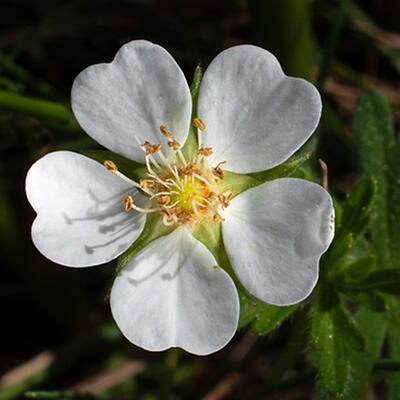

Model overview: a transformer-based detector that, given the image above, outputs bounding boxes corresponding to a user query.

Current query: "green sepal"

[311,286,365,397]
[220,152,310,198]
[181,65,202,161]
[116,213,175,275]
[81,150,147,182]
[192,220,298,335]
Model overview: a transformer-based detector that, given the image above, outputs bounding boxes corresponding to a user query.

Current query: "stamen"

[140,179,155,188]
[157,149,181,182]
[160,125,175,139]
[157,195,170,205]
[192,173,210,186]
[150,191,178,200]
[218,194,230,209]
[163,200,179,209]
[207,192,218,202]
[193,118,206,131]
[192,201,198,215]
[104,160,117,173]
[145,156,170,187]
[124,194,157,214]
[142,141,162,155]
[176,149,186,165]
[166,178,184,191]
[182,163,196,175]
[163,214,175,226]
[168,140,181,151]
[198,147,213,157]
[212,161,227,180]
[124,195,133,211]
[194,200,207,208]
[104,160,153,195]
[213,213,225,224]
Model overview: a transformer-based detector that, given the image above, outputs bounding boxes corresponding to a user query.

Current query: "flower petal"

[26,151,146,267]
[71,40,192,163]
[110,227,239,355]
[198,45,321,173]
[222,178,334,305]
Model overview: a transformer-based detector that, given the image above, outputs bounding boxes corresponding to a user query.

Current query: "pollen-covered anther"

[142,141,162,155]
[193,118,206,131]
[160,125,175,138]
[124,195,133,211]
[140,179,155,188]
[104,160,117,173]
[157,195,170,205]
[212,161,227,180]
[198,147,213,157]
[213,213,225,224]
[207,192,218,202]
[168,140,181,151]
[183,163,197,175]
[218,194,230,209]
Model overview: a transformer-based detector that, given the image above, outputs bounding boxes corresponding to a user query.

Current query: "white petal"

[110,227,239,355]
[26,151,146,267]
[198,45,322,173]
[222,178,334,305]
[71,40,192,163]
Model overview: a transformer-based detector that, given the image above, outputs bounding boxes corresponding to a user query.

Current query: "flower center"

[104,118,232,226]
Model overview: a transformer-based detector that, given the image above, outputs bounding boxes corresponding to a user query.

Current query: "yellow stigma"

[169,176,208,212]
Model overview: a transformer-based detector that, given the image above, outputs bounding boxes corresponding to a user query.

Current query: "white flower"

[26,40,334,355]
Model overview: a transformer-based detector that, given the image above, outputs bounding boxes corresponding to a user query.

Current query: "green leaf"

[337,177,376,239]
[220,153,310,198]
[181,65,202,161]
[192,220,297,335]
[321,177,376,273]
[341,288,388,313]
[354,90,395,266]
[337,268,400,295]
[116,213,175,274]
[315,307,387,400]
[311,287,365,397]
[82,150,147,183]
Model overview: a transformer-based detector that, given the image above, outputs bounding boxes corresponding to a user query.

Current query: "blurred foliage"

[2,0,400,399]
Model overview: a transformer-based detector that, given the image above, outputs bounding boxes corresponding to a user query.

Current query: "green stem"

[0,90,81,133]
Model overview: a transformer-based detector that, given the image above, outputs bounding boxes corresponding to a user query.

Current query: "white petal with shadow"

[26,151,146,267]
[198,45,321,173]
[222,178,334,305]
[110,227,239,355]
[71,40,192,163]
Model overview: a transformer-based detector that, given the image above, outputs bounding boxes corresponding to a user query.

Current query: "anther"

[198,147,213,157]
[142,141,162,155]
[168,140,181,150]
[218,194,230,208]
[207,192,218,202]
[183,163,197,175]
[212,161,227,180]
[124,195,133,211]
[160,125,175,139]
[213,213,225,224]
[157,195,170,205]
[193,118,206,131]
[140,179,155,188]
[104,160,117,173]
